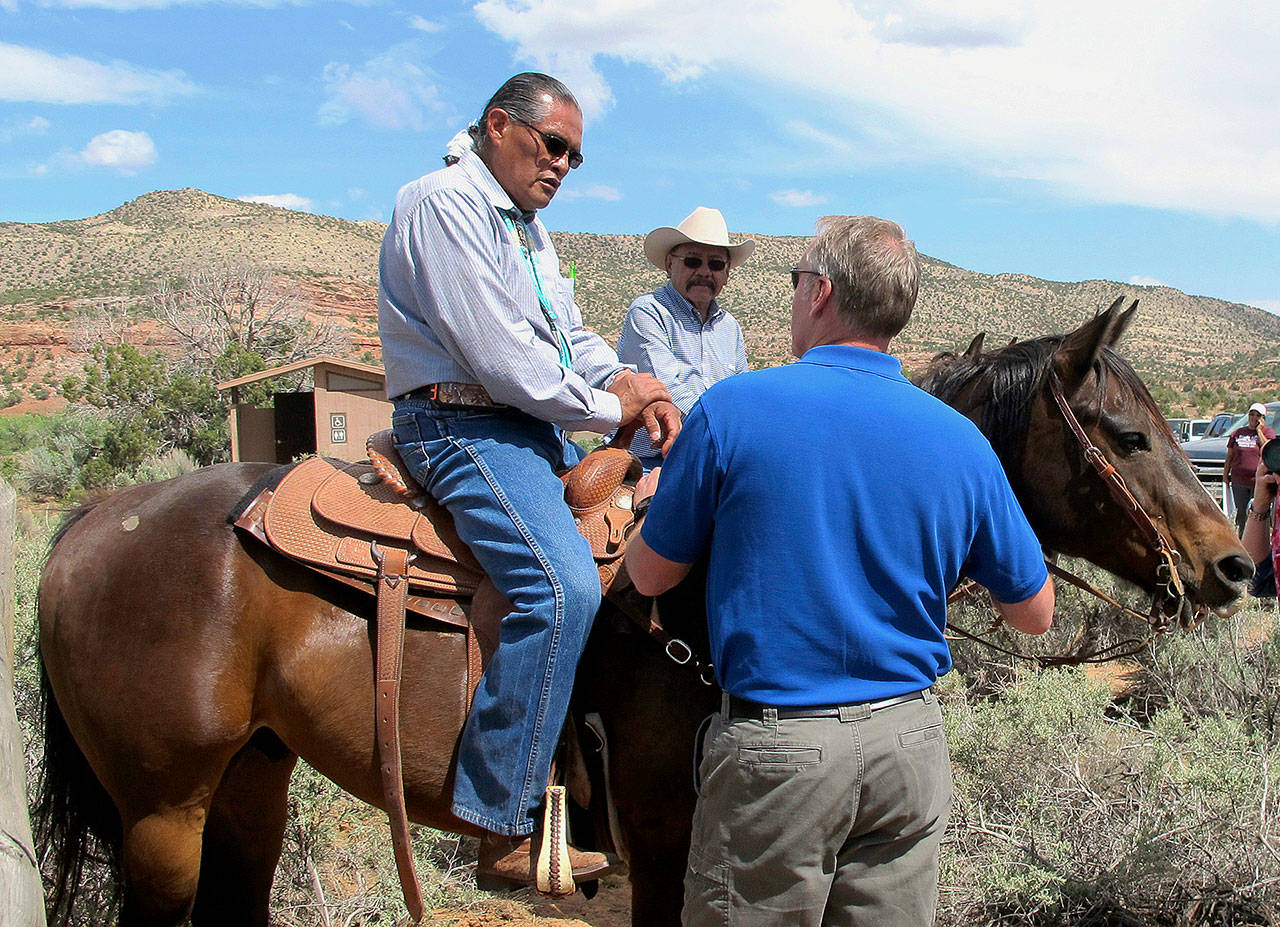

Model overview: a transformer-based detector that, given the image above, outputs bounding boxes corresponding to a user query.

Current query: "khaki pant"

[684,690,952,926]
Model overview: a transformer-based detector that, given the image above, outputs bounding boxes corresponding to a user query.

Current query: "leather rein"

[947,368,1205,666]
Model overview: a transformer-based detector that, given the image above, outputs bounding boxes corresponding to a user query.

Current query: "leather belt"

[727,689,926,721]
[393,382,507,409]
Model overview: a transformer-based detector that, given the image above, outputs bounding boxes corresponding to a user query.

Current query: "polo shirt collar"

[660,282,722,323]
[455,149,537,223]
[798,343,904,379]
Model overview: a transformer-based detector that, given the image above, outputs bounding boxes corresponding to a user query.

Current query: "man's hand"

[608,370,670,420]
[608,371,681,452]
[641,400,681,456]
[634,466,660,508]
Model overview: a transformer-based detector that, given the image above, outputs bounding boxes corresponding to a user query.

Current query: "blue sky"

[2,0,1278,313]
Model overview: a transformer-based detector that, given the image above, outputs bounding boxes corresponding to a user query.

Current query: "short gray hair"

[470,73,580,154]
[807,216,919,340]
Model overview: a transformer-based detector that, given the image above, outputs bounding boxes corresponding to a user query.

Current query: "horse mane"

[918,334,1172,463]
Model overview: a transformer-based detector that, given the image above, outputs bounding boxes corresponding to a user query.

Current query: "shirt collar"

[660,282,722,322]
[455,149,537,223]
[797,343,905,379]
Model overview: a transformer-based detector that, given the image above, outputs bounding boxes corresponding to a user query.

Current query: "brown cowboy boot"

[475,831,614,894]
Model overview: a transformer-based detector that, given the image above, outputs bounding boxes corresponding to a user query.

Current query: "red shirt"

[1228,425,1275,485]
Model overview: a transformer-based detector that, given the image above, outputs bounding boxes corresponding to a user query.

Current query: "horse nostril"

[1213,553,1255,586]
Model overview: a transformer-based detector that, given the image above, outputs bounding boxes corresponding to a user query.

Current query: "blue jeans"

[391,401,599,835]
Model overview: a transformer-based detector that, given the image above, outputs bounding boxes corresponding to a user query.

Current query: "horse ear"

[963,332,986,358]
[1052,297,1139,393]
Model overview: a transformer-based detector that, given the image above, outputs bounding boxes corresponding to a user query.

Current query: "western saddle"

[233,430,643,916]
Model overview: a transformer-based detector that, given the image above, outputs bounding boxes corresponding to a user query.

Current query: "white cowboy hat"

[643,207,756,270]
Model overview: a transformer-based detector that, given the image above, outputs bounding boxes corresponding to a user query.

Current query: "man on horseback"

[626,216,1055,925]
[377,72,679,889]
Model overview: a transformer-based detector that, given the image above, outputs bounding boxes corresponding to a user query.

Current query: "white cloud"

[0,42,196,104]
[0,114,50,143]
[771,189,828,208]
[470,0,1280,224]
[27,0,315,7]
[320,46,447,131]
[409,15,443,32]
[79,129,156,173]
[558,183,621,201]
[238,193,314,212]
[1129,275,1169,288]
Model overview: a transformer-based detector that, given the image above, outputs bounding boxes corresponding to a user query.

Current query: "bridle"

[1044,367,1195,630]
[948,367,1205,666]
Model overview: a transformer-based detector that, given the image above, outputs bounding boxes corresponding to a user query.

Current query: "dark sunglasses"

[677,255,728,272]
[511,117,583,169]
[790,267,824,289]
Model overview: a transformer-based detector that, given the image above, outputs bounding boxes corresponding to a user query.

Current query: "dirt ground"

[423,877,632,927]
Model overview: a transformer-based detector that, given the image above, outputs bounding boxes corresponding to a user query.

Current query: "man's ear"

[485,108,510,144]
[809,274,834,319]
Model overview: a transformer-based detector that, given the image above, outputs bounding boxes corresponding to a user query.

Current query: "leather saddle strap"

[375,547,425,922]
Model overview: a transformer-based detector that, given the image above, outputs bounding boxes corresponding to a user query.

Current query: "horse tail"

[33,502,124,924]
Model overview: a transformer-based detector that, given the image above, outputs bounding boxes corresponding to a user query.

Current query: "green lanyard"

[502,212,572,369]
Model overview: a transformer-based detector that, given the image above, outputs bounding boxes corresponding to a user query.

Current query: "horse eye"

[1118,431,1149,454]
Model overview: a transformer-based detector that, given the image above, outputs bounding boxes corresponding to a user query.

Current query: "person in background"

[616,207,754,469]
[626,215,1054,926]
[377,72,680,889]
[1225,403,1275,536]
[1242,439,1280,598]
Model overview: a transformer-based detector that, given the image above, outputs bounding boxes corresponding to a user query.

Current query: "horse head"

[921,297,1252,622]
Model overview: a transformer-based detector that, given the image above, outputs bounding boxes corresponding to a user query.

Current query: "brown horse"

[35,300,1251,926]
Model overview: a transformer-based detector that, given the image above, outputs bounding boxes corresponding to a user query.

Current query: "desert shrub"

[13,413,106,499]
[271,762,489,924]
[131,449,200,485]
[939,603,1280,926]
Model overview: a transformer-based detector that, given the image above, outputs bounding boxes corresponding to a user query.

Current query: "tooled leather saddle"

[232,430,643,915]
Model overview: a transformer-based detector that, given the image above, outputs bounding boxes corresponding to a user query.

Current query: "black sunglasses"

[511,117,583,169]
[790,267,823,289]
[677,255,728,272]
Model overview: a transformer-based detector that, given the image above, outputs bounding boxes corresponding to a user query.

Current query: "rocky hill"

[2,189,1278,414]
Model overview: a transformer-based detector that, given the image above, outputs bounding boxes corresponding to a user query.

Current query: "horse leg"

[192,729,299,927]
[118,804,209,927]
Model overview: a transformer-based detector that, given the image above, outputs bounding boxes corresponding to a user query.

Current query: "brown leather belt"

[393,382,508,409]
[727,689,926,721]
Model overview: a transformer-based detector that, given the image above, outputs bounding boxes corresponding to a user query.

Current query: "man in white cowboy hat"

[617,206,756,469]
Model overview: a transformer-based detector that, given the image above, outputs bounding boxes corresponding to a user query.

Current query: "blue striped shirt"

[377,150,626,431]
[617,282,748,460]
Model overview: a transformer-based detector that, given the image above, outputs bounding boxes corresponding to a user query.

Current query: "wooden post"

[0,477,46,925]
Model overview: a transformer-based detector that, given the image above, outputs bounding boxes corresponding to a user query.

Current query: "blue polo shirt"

[640,344,1047,705]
